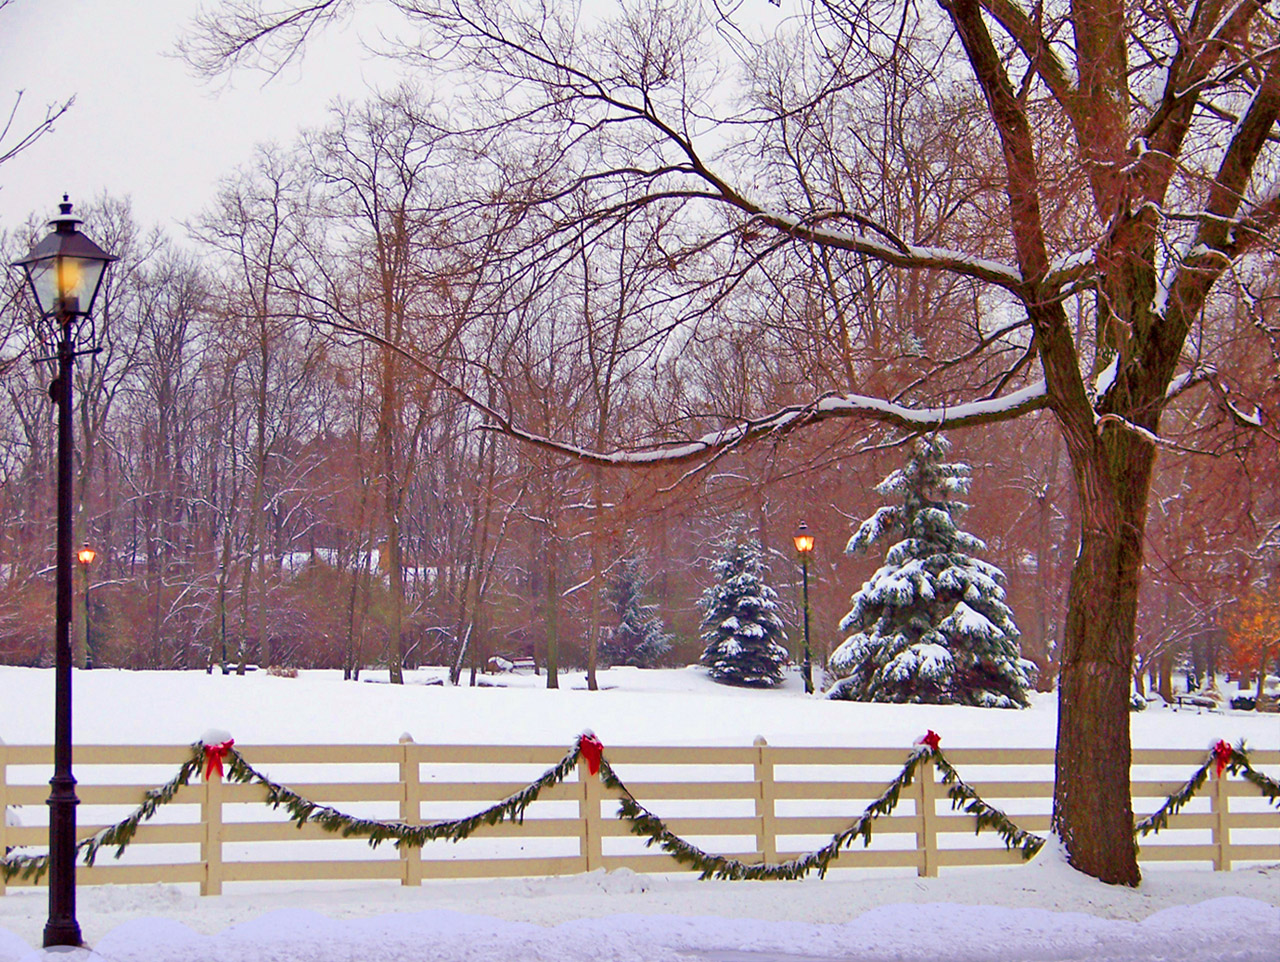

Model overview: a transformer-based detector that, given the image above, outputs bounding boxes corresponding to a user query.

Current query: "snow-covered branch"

[487,383,1049,469]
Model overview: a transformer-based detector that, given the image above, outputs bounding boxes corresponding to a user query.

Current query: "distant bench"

[1174,694,1220,711]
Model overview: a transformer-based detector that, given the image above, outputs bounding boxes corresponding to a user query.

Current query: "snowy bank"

[0,667,1276,961]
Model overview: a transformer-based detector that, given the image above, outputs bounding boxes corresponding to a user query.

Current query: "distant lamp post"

[11,196,115,949]
[77,545,96,669]
[793,522,815,694]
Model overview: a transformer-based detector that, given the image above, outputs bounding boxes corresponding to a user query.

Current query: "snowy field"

[0,665,1277,961]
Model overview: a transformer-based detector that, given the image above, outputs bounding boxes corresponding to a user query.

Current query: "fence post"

[0,736,8,896]
[200,757,223,896]
[915,754,938,878]
[578,756,603,872]
[399,734,423,886]
[753,736,777,865]
[1211,764,1231,871]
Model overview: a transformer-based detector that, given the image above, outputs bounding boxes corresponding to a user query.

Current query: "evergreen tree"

[828,436,1030,708]
[600,554,672,668]
[698,537,790,687]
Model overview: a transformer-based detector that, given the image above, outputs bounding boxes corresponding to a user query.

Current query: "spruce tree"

[828,436,1030,708]
[699,537,790,687]
[600,554,672,668]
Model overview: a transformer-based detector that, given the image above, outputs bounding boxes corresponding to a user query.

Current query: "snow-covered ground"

[0,665,1277,961]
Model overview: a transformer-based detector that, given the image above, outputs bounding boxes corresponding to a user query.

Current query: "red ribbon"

[203,739,234,780]
[918,730,941,752]
[579,733,604,776]
[1212,739,1233,778]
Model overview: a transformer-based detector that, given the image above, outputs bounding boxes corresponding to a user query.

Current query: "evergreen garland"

[597,747,935,880]
[2,747,205,882]
[1135,741,1280,838]
[930,751,1046,859]
[6,736,1274,883]
[599,744,1046,879]
[221,741,582,849]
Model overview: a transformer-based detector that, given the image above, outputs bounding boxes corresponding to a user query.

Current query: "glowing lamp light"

[11,196,115,323]
[77,545,96,566]
[793,522,814,555]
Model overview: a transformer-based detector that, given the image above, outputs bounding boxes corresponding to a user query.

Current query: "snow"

[815,380,1048,428]
[496,381,1049,469]
[0,666,1277,961]
[1225,396,1264,427]
[1046,246,1096,284]
[939,601,1002,641]
[1093,354,1119,403]
[753,207,1026,287]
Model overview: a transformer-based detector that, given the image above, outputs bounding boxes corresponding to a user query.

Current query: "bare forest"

[2,0,1277,885]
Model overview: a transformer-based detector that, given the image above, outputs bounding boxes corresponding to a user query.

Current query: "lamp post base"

[42,920,83,949]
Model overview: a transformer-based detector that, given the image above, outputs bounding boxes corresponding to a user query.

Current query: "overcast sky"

[0,0,398,237]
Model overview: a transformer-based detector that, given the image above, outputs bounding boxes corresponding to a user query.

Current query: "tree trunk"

[1258,644,1275,704]
[544,530,559,689]
[586,469,604,691]
[1053,433,1153,886]
[1158,654,1173,703]
[386,513,405,684]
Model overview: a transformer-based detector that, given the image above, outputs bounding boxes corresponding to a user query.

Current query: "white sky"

[0,0,399,235]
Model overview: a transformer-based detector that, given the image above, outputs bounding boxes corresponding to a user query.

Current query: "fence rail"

[2,742,1276,894]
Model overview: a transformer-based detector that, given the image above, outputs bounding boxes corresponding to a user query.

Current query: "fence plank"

[7,823,202,846]
[754,737,777,864]
[916,756,938,878]
[774,813,921,836]
[400,736,422,887]
[224,860,401,882]
[579,758,603,872]
[234,745,401,764]
[417,781,581,802]
[419,856,583,879]
[1211,766,1231,871]
[200,761,223,896]
[772,782,908,800]
[7,784,204,806]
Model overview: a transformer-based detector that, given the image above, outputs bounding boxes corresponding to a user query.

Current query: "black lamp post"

[793,522,815,694]
[78,544,96,670]
[11,196,115,949]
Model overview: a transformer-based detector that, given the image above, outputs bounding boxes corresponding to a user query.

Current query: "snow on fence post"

[200,753,224,896]
[399,734,423,886]
[1211,764,1231,872]
[915,754,939,878]
[578,754,604,872]
[752,736,777,864]
[0,736,7,896]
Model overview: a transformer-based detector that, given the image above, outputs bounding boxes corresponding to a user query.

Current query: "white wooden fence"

[2,742,1276,895]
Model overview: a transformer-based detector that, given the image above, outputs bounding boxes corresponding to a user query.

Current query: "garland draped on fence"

[1135,740,1280,838]
[2,751,204,882]
[596,730,1044,880]
[5,734,1275,884]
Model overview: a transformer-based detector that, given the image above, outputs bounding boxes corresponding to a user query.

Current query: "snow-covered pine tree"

[828,435,1030,708]
[600,554,672,668]
[698,537,790,687]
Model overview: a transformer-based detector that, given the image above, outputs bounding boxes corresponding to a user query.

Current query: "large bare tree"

[184,0,1277,884]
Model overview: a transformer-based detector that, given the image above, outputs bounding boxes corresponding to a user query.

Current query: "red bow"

[579,733,604,776]
[918,730,941,752]
[1212,739,1233,778]
[203,739,235,780]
